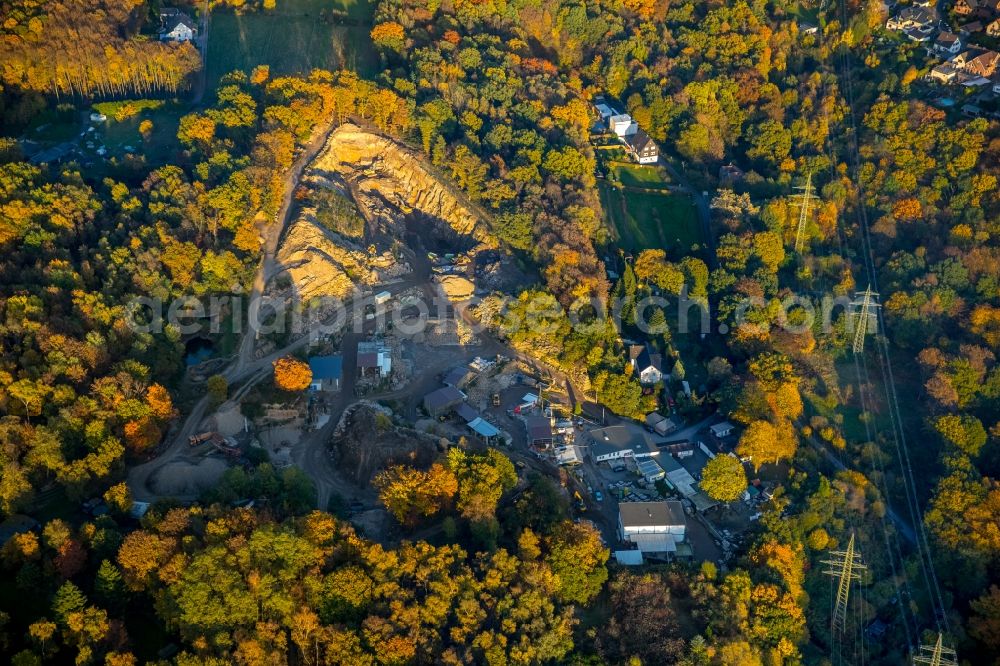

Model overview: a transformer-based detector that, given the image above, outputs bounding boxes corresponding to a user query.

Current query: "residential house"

[886,7,934,30]
[618,501,687,555]
[930,62,960,82]
[906,27,934,42]
[308,355,342,392]
[356,340,391,378]
[628,343,664,385]
[159,8,197,41]
[709,420,736,439]
[623,128,659,164]
[933,31,963,54]
[608,113,636,137]
[588,424,662,462]
[954,0,979,16]
[423,385,465,416]
[0,514,39,546]
[993,73,1000,94]
[593,97,619,124]
[954,48,1000,77]
[554,444,583,465]
[718,163,745,183]
[988,18,1000,36]
[959,20,984,33]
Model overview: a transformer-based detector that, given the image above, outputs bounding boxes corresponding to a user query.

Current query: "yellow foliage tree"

[374,464,458,527]
[103,482,132,514]
[970,304,1000,348]
[736,420,798,471]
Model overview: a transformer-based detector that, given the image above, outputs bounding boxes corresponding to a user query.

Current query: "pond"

[184,337,215,367]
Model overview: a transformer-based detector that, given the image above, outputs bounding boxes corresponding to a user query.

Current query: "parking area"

[475,386,746,566]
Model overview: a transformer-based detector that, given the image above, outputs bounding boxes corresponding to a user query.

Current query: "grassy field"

[610,163,672,189]
[206,0,379,88]
[102,103,187,159]
[599,181,700,254]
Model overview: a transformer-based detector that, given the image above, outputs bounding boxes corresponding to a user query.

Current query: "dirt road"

[232,117,343,378]
[128,115,340,501]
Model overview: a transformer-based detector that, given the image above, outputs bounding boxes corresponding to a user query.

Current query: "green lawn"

[599,181,700,254]
[206,0,379,88]
[611,163,672,189]
[101,103,186,160]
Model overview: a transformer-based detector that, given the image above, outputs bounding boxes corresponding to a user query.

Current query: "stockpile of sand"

[437,275,475,300]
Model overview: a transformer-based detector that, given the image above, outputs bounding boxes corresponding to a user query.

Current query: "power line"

[913,634,957,666]
[852,285,880,354]
[792,171,815,253]
[822,532,868,633]
[833,0,951,639]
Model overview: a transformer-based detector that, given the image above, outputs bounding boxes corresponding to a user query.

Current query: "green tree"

[51,582,86,627]
[206,375,228,407]
[934,414,988,457]
[544,521,609,604]
[446,448,517,522]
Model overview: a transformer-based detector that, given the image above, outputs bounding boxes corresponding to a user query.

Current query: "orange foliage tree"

[146,384,175,421]
[371,22,405,50]
[273,356,312,392]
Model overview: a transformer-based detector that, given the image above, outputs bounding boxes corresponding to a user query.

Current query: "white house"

[618,501,686,555]
[624,129,659,164]
[628,343,664,385]
[588,425,661,462]
[608,114,635,137]
[886,7,934,31]
[933,31,963,55]
[709,421,736,439]
[159,9,197,42]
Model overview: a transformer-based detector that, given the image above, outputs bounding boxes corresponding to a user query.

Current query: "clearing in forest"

[206,0,379,87]
[599,166,700,254]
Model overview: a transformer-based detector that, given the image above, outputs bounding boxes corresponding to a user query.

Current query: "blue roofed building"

[309,355,343,392]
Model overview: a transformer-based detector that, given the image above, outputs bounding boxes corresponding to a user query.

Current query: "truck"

[188,432,214,447]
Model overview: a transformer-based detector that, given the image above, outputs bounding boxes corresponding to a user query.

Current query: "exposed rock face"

[309,123,496,247]
[272,123,495,303]
[274,211,386,302]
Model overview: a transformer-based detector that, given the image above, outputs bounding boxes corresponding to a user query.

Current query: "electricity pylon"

[913,633,957,666]
[792,172,815,253]
[821,532,867,632]
[852,285,880,354]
